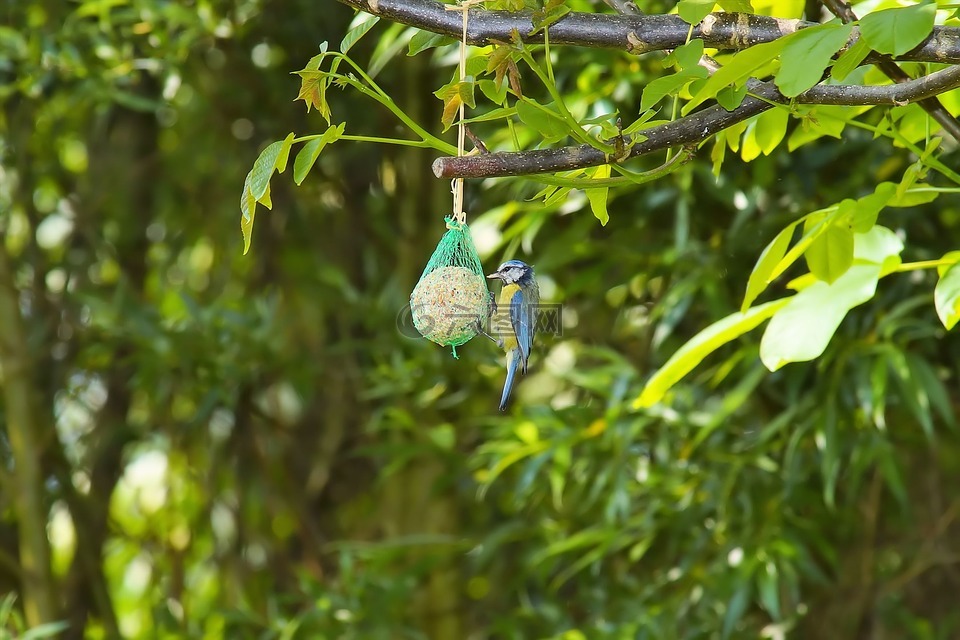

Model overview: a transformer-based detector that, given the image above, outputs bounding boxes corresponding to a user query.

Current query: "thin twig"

[463,126,489,154]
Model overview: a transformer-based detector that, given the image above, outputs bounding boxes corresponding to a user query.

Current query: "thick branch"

[433,65,960,178]
[339,0,960,64]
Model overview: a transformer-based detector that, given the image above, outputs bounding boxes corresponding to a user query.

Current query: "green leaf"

[516,98,570,142]
[897,163,924,200]
[910,353,956,429]
[855,223,906,265]
[532,527,611,563]
[870,356,889,429]
[938,251,960,278]
[250,140,283,202]
[663,39,705,70]
[110,89,162,112]
[408,30,456,56]
[678,0,716,25]
[478,441,550,497]
[761,267,871,370]
[716,84,749,110]
[851,182,895,232]
[711,132,727,176]
[889,349,934,438]
[876,441,908,507]
[485,0,525,9]
[463,106,516,124]
[725,120,748,152]
[640,67,708,112]
[435,76,478,130]
[722,583,751,639]
[585,165,611,225]
[240,170,257,255]
[367,22,409,78]
[21,622,70,640]
[550,535,632,589]
[859,2,937,57]
[767,207,840,283]
[457,77,477,109]
[486,44,521,95]
[621,111,662,135]
[805,222,854,283]
[259,182,272,210]
[819,398,840,508]
[276,132,295,173]
[531,0,572,34]
[787,105,868,150]
[635,298,790,407]
[295,70,331,121]
[831,36,870,81]
[717,0,753,11]
[754,106,789,154]
[760,226,903,371]
[685,38,788,113]
[934,263,960,330]
[775,23,853,97]
[340,15,380,54]
[0,593,15,624]
[742,222,797,312]
[479,78,508,105]
[889,188,939,207]
[293,123,344,186]
[544,186,571,206]
[757,562,781,620]
[628,537,653,562]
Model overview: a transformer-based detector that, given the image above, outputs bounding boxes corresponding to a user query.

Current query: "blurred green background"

[3,0,960,638]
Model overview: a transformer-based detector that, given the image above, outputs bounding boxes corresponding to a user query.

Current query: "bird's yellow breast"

[494,283,521,351]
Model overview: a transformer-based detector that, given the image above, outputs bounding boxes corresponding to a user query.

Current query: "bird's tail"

[499,349,520,411]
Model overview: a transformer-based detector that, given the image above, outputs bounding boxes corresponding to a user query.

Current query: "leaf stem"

[526,145,692,187]
[516,49,611,151]
[323,52,458,154]
[893,259,958,272]
[339,134,436,147]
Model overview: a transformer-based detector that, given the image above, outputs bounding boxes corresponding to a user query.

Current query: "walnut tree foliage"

[239,0,960,637]
[246,0,960,406]
[2,0,960,639]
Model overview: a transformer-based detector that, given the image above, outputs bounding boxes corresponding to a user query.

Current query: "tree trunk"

[0,243,58,626]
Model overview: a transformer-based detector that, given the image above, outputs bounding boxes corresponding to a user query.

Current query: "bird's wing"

[510,289,534,371]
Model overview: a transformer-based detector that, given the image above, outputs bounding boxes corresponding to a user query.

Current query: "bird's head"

[487,260,535,285]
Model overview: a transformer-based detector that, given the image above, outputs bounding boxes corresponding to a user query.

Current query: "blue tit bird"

[486,260,540,411]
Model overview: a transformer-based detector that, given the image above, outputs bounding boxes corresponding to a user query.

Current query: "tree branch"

[433,65,960,178]
[339,0,960,64]
[820,0,960,143]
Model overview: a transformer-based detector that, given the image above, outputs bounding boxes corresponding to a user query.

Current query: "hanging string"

[445,0,480,226]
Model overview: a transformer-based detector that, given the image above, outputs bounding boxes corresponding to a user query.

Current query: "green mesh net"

[410,216,489,357]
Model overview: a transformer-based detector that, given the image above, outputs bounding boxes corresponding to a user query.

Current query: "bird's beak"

[486,272,500,279]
